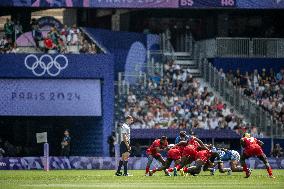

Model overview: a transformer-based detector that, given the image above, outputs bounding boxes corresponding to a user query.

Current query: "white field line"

[20,183,282,188]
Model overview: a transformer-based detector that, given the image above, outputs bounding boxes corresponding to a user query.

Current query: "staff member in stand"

[115,115,134,176]
[61,129,71,157]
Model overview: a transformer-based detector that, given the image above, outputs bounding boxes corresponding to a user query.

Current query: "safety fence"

[197,38,284,58]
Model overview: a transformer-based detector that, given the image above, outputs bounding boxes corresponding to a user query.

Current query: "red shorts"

[244,145,264,157]
[167,149,181,160]
[182,146,197,160]
[146,149,162,159]
[196,150,210,163]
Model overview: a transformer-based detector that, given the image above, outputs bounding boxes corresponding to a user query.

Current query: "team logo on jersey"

[25,54,68,77]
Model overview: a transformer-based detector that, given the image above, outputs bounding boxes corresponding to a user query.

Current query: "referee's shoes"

[115,172,133,176]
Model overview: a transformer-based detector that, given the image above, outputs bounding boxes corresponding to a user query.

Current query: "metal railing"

[201,59,284,138]
[196,37,284,58]
[117,72,147,95]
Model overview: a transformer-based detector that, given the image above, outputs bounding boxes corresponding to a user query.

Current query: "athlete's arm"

[220,148,228,152]
[123,133,130,151]
[176,141,187,146]
[195,138,209,150]
[154,147,162,153]
[212,152,222,163]
[257,139,264,146]
[240,138,245,148]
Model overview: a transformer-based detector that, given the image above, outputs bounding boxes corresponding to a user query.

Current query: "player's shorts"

[230,150,240,161]
[196,150,210,163]
[148,152,162,159]
[120,141,129,156]
[243,145,264,157]
[167,149,181,160]
[182,145,197,160]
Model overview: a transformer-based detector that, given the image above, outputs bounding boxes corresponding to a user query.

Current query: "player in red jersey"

[240,133,275,178]
[183,149,220,176]
[145,136,169,175]
[149,144,182,176]
[168,135,209,176]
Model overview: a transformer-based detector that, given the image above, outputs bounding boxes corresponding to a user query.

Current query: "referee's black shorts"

[120,141,129,156]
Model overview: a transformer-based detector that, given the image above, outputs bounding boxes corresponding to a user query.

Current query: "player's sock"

[223,168,231,172]
[235,166,243,172]
[117,160,123,173]
[167,168,174,172]
[145,166,150,174]
[176,164,182,171]
[267,167,273,176]
[123,161,128,175]
[183,167,189,173]
[242,164,249,174]
[152,168,157,173]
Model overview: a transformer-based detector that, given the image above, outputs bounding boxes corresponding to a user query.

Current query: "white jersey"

[121,123,130,143]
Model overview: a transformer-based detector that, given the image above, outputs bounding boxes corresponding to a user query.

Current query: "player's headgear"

[243,133,251,138]
[179,131,187,137]
[190,131,196,136]
[161,136,167,140]
[126,115,133,120]
[64,129,70,133]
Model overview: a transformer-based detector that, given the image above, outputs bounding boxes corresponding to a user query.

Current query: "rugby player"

[149,144,182,176]
[145,136,169,176]
[240,133,275,178]
[208,147,242,175]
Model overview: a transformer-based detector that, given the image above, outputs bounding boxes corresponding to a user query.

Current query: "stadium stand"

[1,18,99,54]
[116,58,255,136]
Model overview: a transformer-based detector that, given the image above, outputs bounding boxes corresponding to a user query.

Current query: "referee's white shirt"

[121,123,130,143]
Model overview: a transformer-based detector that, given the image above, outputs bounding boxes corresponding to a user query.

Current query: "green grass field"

[0,170,283,189]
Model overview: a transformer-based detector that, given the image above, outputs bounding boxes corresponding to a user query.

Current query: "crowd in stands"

[0,18,22,53]
[225,68,284,124]
[0,137,36,157]
[121,60,262,136]
[1,18,98,54]
[32,20,97,54]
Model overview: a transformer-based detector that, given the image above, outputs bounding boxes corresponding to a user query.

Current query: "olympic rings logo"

[25,54,68,77]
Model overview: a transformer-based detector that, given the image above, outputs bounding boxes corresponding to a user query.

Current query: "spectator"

[4,18,14,41]
[32,24,43,48]
[48,27,60,49]
[61,129,71,157]
[107,131,116,157]
[276,69,284,85]
[271,143,284,158]
[14,20,23,40]
[68,24,80,45]
[4,141,16,157]
[0,147,5,157]
[60,25,69,44]
[79,39,90,53]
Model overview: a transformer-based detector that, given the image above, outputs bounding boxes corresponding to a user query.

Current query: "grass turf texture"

[0,170,283,189]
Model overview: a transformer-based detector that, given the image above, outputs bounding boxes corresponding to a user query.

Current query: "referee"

[115,115,133,176]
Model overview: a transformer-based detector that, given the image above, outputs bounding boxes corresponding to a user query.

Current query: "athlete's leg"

[152,158,172,173]
[216,162,231,173]
[157,155,166,166]
[240,154,251,178]
[145,155,154,175]
[186,159,204,175]
[258,154,274,177]
[230,160,243,172]
[122,152,130,175]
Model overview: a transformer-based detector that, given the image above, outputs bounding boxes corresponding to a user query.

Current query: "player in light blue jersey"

[209,147,243,175]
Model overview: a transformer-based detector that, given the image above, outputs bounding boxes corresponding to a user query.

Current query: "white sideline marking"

[21,183,279,188]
